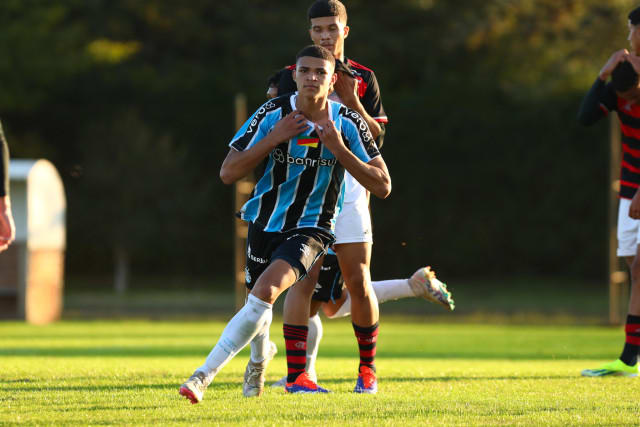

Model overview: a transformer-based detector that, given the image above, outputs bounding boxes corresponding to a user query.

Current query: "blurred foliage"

[0,0,635,286]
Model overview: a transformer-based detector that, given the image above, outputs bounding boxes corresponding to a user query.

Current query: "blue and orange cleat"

[354,366,377,394]
[285,372,329,394]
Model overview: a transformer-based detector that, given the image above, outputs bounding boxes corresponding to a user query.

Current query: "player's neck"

[296,95,329,121]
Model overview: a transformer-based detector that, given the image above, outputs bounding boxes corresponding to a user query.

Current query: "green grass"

[1,319,639,425]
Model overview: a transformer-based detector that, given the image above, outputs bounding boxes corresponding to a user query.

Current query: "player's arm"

[315,119,391,199]
[0,120,16,252]
[333,73,382,140]
[579,50,627,125]
[0,121,8,199]
[220,110,309,184]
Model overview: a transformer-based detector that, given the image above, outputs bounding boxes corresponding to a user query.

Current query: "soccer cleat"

[581,359,639,377]
[285,372,329,393]
[353,365,377,394]
[272,370,317,388]
[179,370,210,404]
[408,267,455,311]
[243,341,278,397]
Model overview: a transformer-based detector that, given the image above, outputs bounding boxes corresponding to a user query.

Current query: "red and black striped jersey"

[274,57,388,124]
[578,78,640,199]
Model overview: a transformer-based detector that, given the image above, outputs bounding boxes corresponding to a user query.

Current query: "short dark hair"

[295,45,335,66]
[612,61,639,92]
[308,0,347,24]
[629,6,640,26]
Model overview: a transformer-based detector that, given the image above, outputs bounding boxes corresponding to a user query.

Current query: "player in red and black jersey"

[578,6,640,377]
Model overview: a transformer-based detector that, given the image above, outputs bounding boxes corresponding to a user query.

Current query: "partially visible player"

[0,120,15,253]
[578,9,640,377]
[178,45,390,403]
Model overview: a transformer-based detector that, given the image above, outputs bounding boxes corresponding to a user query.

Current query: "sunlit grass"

[1,319,639,425]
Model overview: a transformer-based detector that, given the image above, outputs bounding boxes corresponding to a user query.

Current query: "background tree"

[0,0,634,289]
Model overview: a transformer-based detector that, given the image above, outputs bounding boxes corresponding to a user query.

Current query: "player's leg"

[334,241,379,393]
[583,198,640,377]
[277,229,333,394]
[281,257,329,393]
[180,259,295,403]
[271,293,324,388]
[305,303,323,381]
[322,268,455,318]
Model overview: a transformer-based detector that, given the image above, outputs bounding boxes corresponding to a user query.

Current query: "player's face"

[293,56,337,98]
[628,21,640,55]
[309,16,349,59]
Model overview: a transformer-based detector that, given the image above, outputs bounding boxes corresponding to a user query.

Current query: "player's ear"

[292,69,297,81]
[330,72,338,85]
[343,25,350,39]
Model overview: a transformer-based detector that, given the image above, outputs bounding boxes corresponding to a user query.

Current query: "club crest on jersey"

[297,138,319,148]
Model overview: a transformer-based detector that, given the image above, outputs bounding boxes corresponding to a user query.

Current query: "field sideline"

[1,319,639,425]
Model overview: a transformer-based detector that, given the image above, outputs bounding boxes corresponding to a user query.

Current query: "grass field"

[2,318,640,425]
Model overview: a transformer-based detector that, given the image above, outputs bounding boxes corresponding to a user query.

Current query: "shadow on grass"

[325,375,579,385]
[0,382,240,392]
[0,346,615,360]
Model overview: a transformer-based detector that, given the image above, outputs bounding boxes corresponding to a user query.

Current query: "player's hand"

[630,192,640,219]
[266,85,278,99]
[270,110,310,145]
[333,72,359,106]
[0,196,16,253]
[600,49,630,81]
[315,119,345,154]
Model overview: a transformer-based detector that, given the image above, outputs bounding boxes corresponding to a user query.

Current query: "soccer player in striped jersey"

[178,45,391,403]
[265,0,454,394]
[0,120,15,253]
[578,7,640,378]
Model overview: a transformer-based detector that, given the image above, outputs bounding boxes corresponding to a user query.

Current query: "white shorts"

[617,198,640,257]
[334,180,372,245]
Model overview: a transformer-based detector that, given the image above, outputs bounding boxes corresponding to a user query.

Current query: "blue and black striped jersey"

[230,93,380,233]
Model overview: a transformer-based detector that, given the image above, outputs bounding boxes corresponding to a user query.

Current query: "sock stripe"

[358,343,376,351]
[625,323,640,333]
[627,335,640,345]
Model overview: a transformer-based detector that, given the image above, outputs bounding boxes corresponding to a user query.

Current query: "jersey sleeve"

[229,101,280,151]
[577,78,617,126]
[0,120,9,197]
[340,107,381,163]
[361,71,387,124]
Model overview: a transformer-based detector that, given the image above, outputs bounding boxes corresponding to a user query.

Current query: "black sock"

[619,314,640,366]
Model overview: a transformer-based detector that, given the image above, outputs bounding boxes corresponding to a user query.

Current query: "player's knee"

[250,282,281,304]
[343,272,370,300]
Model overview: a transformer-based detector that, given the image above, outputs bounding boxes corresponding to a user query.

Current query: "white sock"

[198,294,272,380]
[249,319,271,364]
[327,279,413,319]
[306,313,323,374]
[372,279,414,303]
[328,293,351,319]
